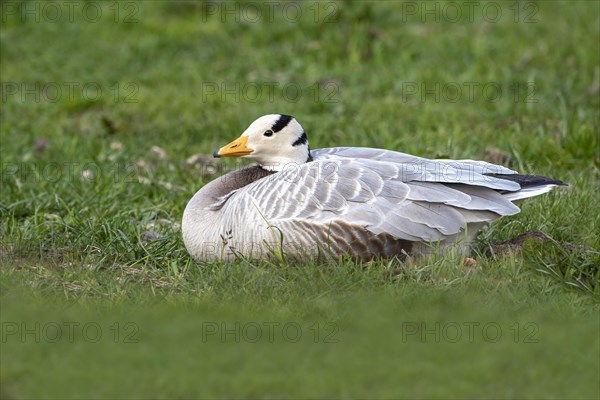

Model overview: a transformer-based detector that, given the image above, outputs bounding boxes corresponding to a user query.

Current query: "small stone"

[81,169,94,181]
[141,231,160,243]
[135,158,148,169]
[150,146,169,162]
[184,153,215,169]
[158,180,184,192]
[110,140,123,151]
[35,138,49,158]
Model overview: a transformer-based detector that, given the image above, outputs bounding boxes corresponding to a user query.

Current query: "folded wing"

[232,150,525,243]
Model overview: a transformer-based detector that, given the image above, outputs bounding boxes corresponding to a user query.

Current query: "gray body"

[182,147,560,262]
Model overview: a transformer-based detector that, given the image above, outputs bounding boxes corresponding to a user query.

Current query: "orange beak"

[213,136,254,158]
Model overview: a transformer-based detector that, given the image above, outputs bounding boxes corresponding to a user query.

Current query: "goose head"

[213,114,311,171]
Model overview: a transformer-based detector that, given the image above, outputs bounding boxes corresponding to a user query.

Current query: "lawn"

[1,1,599,398]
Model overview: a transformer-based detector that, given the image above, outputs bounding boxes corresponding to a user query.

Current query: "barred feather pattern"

[182,147,562,261]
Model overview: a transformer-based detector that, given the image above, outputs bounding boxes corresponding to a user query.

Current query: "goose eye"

[263,129,274,137]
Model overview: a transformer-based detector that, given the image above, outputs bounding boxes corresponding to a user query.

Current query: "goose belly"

[183,204,485,262]
[182,204,273,262]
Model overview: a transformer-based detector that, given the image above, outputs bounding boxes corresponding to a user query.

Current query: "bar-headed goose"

[182,114,564,261]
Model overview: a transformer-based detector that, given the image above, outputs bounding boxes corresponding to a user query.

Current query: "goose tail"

[488,173,566,202]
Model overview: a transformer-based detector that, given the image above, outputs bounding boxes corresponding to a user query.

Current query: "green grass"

[1,1,599,398]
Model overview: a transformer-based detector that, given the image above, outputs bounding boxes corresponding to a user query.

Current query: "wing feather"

[231,152,524,244]
[313,147,520,190]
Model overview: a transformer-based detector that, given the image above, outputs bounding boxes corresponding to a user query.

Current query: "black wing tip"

[487,173,567,188]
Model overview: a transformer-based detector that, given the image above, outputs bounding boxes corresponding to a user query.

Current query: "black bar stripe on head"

[271,114,293,133]
[292,131,307,147]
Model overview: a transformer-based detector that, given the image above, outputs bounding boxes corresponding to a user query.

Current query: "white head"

[213,114,311,171]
